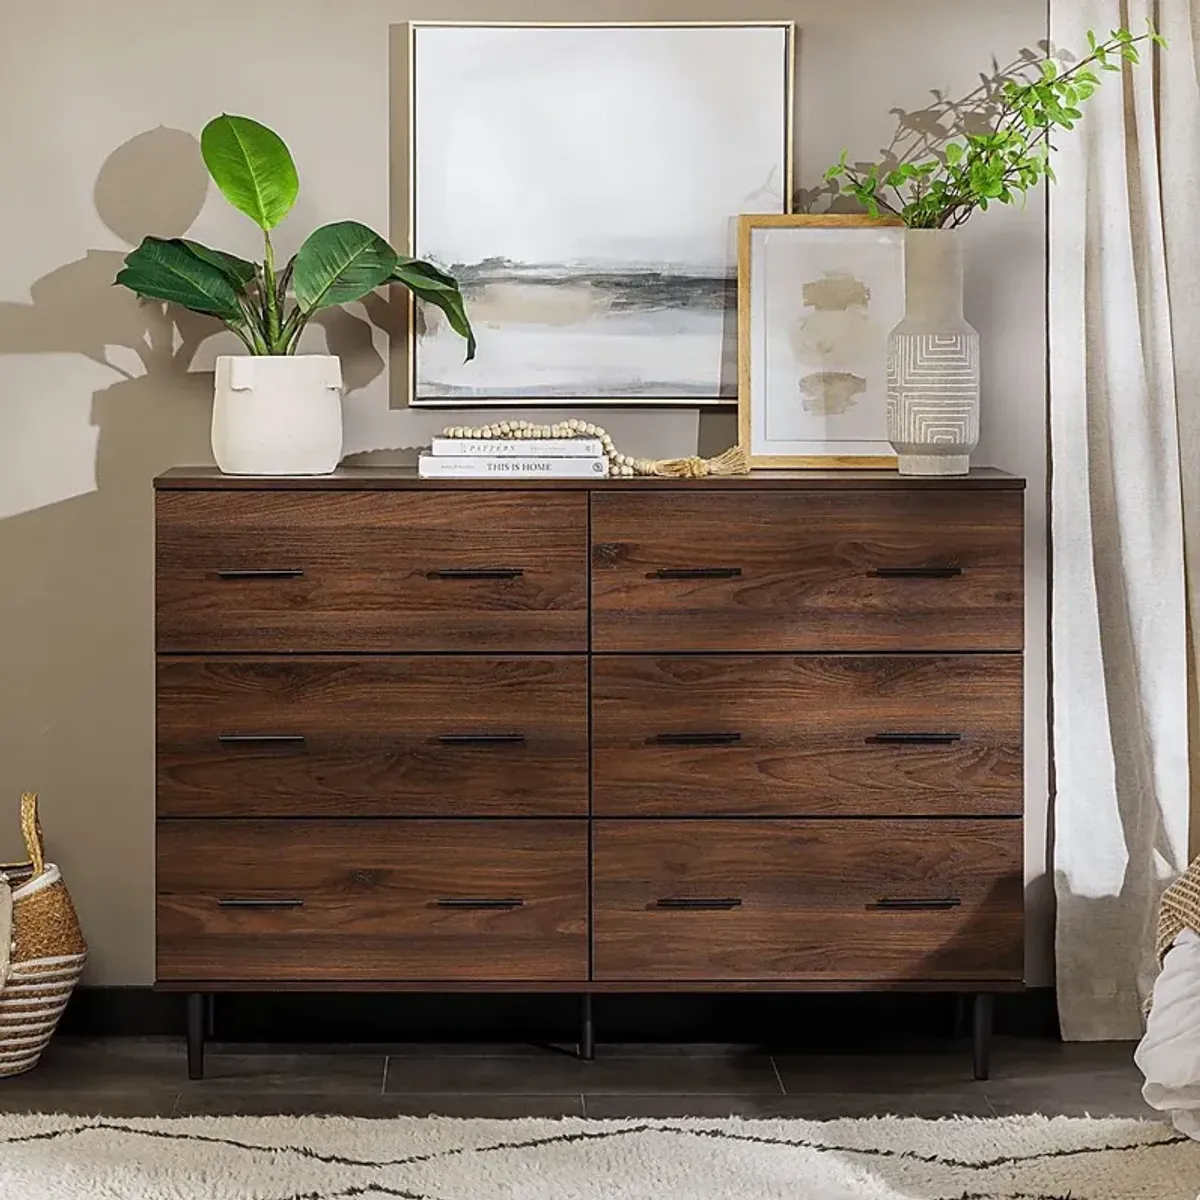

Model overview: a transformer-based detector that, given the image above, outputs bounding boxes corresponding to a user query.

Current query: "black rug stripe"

[656,1122,1192,1172]
[0,1117,1188,1178]
[954,1194,1076,1200]
[280,1186,434,1200]
[279,1188,432,1200]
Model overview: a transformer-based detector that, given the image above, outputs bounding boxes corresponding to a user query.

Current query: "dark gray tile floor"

[0,1036,1155,1121]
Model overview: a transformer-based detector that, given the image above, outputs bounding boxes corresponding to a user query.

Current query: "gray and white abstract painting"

[411,23,792,404]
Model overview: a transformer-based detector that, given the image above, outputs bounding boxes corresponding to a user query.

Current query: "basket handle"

[20,793,45,877]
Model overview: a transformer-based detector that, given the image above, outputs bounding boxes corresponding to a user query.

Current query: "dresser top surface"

[156,466,1025,491]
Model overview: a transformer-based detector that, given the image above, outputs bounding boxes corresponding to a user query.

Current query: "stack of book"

[418,435,609,479]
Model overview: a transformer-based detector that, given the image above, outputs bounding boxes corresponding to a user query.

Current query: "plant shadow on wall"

[0,129,365,965]
[0,128,224,961]
[795,43,1055,214]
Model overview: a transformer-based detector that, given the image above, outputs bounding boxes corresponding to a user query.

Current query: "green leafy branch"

[115,114,475,359]
[824,23,1166,229]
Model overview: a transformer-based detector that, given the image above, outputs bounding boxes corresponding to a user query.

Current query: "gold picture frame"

[397,20,796,408]
[738,213,904,469]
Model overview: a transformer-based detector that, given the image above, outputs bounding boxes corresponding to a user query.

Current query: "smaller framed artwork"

[738,214,905,468]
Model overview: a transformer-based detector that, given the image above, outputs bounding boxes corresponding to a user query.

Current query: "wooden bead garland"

[438,419,749,479]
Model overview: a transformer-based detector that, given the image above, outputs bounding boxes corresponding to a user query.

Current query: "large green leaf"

[114,237,243,321]
[393,259,476,362]
[201,114,298,231]
[394,256,460,290]
[292,221,397,313]
[181,240,257,290]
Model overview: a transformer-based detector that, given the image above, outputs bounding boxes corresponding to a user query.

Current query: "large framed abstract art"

[738,214,904,468]
[406,21,794,406]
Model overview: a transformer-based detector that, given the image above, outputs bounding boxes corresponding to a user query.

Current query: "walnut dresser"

[154,467,1025,1080]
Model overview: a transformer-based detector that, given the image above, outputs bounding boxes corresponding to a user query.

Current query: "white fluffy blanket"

[1137,929,1200,1140]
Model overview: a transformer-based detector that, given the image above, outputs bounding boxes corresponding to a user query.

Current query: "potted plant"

[116,114,475,475]
[824,25,1163,475]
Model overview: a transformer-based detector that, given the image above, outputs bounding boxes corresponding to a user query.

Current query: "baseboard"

[60,988,183,1038]
[61,988,1060,1043]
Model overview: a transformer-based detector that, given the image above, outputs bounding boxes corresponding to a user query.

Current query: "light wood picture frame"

[404,21,795,408]
[738,213,905,469]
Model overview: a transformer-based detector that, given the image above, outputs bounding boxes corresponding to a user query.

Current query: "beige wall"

[0,0,1050,985]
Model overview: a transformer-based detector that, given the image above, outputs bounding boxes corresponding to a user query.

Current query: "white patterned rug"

[0,1113,1196,1199]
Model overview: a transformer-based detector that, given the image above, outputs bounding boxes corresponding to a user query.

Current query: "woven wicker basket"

[0,793,86,1078]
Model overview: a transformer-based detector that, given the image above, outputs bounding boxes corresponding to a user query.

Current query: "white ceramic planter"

[212,355,343,476]
[886,230,980,476]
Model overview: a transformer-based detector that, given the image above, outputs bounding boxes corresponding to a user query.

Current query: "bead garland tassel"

[439,420,749,478]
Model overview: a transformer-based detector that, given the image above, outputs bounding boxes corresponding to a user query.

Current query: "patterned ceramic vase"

[886,230,980,476]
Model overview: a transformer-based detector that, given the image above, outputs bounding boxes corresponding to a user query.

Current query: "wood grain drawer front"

[157,657,587,818]
[592,655,1022,817]
[157,820,588,983]
[591,490,1023,652]
[592,820,1023,983]
[156,490,588,652]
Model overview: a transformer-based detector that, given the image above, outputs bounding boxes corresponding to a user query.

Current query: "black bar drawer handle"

[871,567,964,579]
[653,732,742,747]
[428,568,524,580]
[867,733,963,746]
[218,734,307,745]
[651,567,743,580]
[436,733,526,746]
[217,568,305,579]
[868,898,963,911]
[436,898,525,910]
[218,898,305,909]
[656,897,743,911]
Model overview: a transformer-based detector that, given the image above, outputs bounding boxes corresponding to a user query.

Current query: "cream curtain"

[1051,0,1200,1039]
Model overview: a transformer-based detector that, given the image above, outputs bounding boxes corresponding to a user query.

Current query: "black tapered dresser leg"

[187,993,206,1080]
[972,993,994,1081]
[579,994,595,1061]
[204,993,216,1039]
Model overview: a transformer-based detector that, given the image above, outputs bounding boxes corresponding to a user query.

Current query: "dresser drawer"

[591,490,1023,651]
[592,820,1023,982]
[157,657,588,817]
[157,820,588,982]
[157,490,588,652]
[593,655,1022,817]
